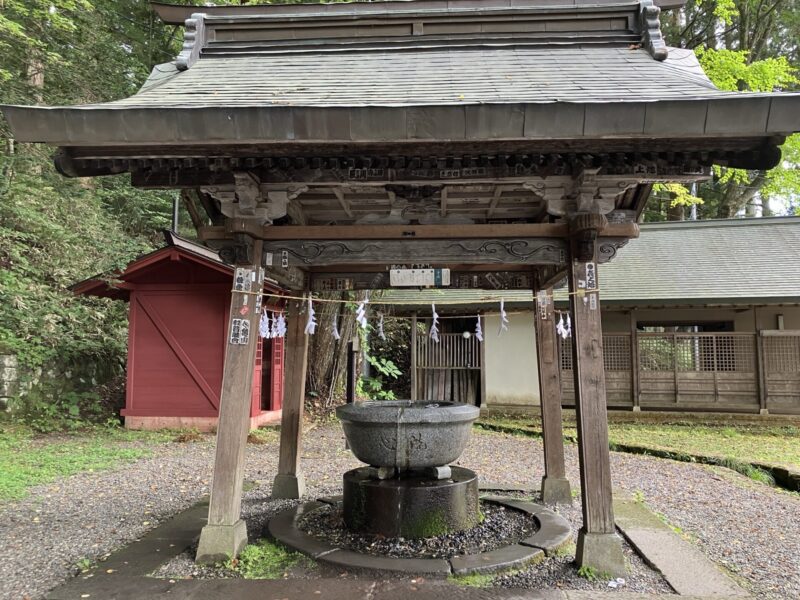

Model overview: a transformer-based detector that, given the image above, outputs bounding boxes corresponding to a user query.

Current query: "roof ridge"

[639,216,800,230]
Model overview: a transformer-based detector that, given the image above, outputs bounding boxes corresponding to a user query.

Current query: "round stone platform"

[267,496,572,576]
[343,466,479,538]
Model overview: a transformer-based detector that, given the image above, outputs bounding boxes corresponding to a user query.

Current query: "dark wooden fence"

[415,333,481,404]
[561,330,800,415]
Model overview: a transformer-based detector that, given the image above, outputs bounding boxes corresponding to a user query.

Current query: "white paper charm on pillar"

[355,299,368,330]
[304,296,317,335]
[430,303,440,343]
[332,310,341,341]
[377,312,386,341]
[475,314,484,342]
[270,311,279,338]
[498,298,509,336]
[565,313,572,338]
[275,312,287,338]
[259,309,271,339]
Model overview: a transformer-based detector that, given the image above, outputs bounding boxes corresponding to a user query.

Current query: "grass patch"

[228,539,312,579]
[247,427,279,445]
[0,423,172,502]
[477,416,800,471]
[448,572,496,587]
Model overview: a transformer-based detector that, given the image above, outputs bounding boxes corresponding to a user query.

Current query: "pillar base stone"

[272,473,306,499]
[759,408,769,416]
[576,530,627,578]
[195,519,248,565]
[632,406,641,412]
[541,476,573,505]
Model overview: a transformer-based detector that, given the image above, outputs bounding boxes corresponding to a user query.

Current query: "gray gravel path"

[1,424,797,599]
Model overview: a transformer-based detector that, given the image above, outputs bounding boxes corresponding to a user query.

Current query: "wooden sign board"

[389,268,450,287]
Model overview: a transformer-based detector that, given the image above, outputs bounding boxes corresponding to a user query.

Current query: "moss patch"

[448,572,496,587]
[404,508,450,538]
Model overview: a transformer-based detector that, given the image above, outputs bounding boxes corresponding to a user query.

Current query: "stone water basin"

[336,400,480,470]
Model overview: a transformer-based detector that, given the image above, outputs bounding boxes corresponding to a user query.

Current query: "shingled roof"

[382,217,800,308]
[2,0,799,160]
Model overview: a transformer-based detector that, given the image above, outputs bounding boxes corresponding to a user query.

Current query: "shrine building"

[4,0,800,576]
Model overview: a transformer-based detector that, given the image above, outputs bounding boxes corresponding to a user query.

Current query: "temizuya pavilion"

[4,0,800,576]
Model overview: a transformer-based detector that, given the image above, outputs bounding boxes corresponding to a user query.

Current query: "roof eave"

[3,97,798,169]
[151,0,688,26]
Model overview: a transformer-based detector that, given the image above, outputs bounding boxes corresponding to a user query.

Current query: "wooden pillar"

[272,296,310,499]
[196,242,264,564]
[535,287,572,504]
[630,310,641,411]
[411,312,418,401]
[568,214,626,577]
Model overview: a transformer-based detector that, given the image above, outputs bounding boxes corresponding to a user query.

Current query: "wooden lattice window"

[638,335,674,372]
[765,336,800,374]
[559,335,631,371]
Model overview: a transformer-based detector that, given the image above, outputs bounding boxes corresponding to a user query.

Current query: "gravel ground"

[1,423,798,599]
[298,501,536,559]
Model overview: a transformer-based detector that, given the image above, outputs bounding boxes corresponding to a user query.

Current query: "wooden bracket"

[570,213,609,262]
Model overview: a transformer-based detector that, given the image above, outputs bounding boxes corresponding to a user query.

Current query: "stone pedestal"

[343,466,479,538]
[196,519,248,565]
[541,476,572,505]
[576,530,626,577]
[272,473,306,500]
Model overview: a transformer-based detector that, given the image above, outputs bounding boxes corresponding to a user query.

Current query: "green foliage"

[228,540,311,579]
[356,322,402,400]
[695,47,798,92]
[712,0,738,23]
[651,183,704,208]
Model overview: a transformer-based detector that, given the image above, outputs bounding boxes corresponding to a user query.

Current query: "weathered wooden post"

[534,287,572,505]
[411,311,418,401]
[567,213,625,576]
[196,240,264,564]
[272,295,310,499]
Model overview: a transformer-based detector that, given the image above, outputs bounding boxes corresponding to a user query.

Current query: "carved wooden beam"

[264,238,569,267]
[309,271,538,291]
[200,221,639,241]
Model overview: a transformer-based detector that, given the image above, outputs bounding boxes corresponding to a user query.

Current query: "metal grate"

[765,336,800,374]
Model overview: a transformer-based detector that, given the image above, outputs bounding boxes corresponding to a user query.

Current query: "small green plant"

[75,558,93,572]
[448,572,495,587]
[577,565,613,582]
[633,489,646,504]
[228,540,311,579]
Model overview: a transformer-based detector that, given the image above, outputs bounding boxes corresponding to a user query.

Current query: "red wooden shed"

[74,231,284,431]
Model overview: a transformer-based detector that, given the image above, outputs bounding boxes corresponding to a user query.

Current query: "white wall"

[483,312,540,408]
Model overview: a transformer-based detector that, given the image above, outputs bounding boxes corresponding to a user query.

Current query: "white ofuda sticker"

[586,262,597,290]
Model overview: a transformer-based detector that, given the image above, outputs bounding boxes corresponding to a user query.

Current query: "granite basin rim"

[336,400,480,424]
